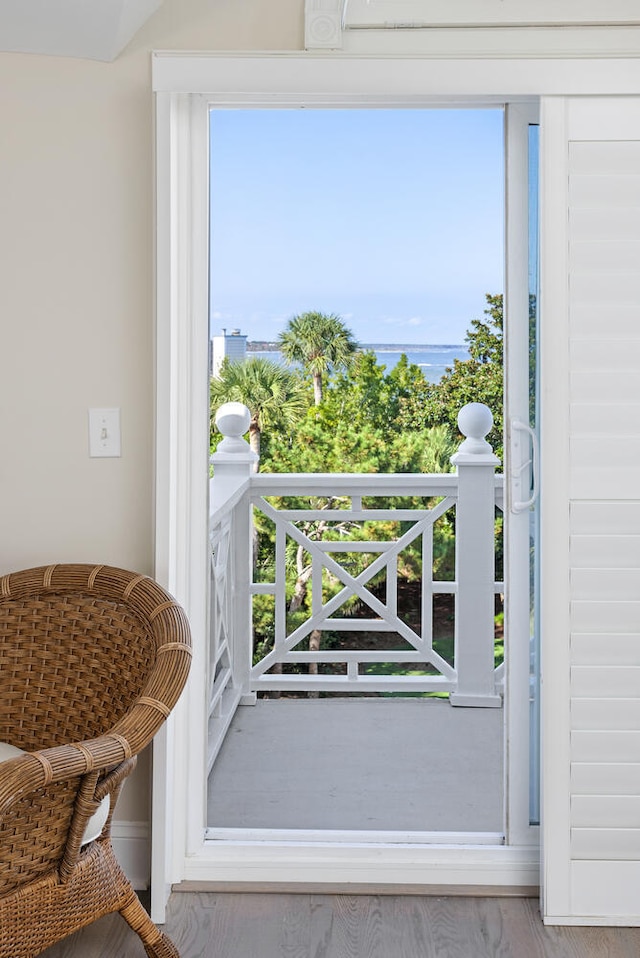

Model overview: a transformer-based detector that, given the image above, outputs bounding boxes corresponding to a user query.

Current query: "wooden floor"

[40,892,640,958]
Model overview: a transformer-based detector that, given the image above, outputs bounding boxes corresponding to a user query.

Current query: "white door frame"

[152,89,211,919]
[152,51,617,916]
[504,100,540,849]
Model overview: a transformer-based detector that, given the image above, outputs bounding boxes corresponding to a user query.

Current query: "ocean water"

[248,344,469,385]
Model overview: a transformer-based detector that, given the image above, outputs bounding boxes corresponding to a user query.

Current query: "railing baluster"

[312,552,321,618]
[422,523,434,646]
[275,522,286,653]
[387,554,397,619]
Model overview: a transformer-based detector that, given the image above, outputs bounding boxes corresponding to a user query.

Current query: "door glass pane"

[208,107,507,838]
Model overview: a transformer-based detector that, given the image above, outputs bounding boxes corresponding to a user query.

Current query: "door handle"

[510,420,539,513]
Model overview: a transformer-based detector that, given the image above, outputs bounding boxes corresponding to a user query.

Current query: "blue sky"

[209,108,504,345]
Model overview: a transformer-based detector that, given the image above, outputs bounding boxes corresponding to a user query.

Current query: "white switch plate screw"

[89,408,121,457]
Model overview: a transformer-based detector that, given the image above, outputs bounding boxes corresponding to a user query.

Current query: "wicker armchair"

[0,564,192,958]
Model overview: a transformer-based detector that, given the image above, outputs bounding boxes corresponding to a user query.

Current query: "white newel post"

[449,403,502,708]
[210,403,257,703]
[210,403,257,510]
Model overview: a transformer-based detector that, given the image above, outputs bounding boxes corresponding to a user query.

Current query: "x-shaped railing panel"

[251,495,456,682]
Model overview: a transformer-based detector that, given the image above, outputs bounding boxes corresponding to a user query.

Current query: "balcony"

[206,402,505,840]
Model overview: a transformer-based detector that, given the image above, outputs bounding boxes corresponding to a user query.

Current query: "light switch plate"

[89,408,121,457]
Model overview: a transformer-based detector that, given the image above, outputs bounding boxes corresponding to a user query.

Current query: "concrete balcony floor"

[207,697,503,835]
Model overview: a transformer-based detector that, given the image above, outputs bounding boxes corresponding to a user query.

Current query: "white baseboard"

[544,916,640,927]
[111,821,150,890]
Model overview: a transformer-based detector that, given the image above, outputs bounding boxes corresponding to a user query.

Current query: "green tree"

[278,311,359,405]
[293,350,432,438]
[424,293,504,457]
[210,357,308,465]
[310,351,388,433]
[384,353,433,431]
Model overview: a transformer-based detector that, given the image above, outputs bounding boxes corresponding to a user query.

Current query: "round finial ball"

[457,402,493,440]
[215,402,251,438]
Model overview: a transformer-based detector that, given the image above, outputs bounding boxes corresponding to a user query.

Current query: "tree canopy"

[278,311,359,405]
[210,356,308,464]
[422,293,504,458]
[211,294,505,468]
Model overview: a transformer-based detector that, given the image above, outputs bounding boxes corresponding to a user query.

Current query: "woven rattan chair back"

[0,564,192,958]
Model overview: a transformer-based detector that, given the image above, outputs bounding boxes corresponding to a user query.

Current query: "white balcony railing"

[207,402,504,772]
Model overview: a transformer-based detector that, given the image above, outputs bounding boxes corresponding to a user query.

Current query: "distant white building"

[210,328,247,378]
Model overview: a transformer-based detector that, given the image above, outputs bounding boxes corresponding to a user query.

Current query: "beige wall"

[0,0,303,827]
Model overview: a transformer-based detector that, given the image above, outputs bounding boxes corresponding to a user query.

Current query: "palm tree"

[210,357,308,467]
[278,311,359,405]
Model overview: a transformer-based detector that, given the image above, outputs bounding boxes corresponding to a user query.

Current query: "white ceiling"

[0,0,164,61]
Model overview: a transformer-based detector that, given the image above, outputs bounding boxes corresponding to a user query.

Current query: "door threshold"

[183,838,539,889]
[205,827,505,845]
